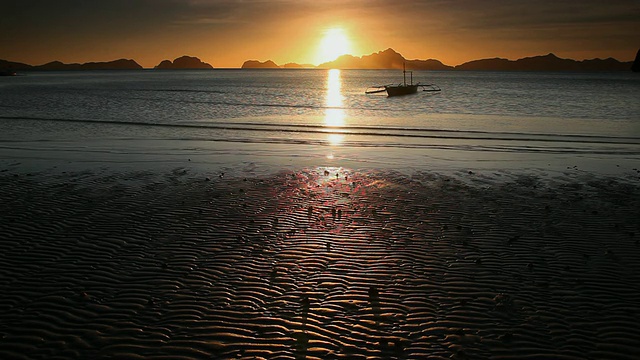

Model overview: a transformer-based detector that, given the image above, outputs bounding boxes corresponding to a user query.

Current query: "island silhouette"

[155,56,213,69]
[1,48,637,72]
[242,60,315,69]
[0,59,141,72]
[241,60,280,69]
[316,48,452,70]
[240,48,635,71]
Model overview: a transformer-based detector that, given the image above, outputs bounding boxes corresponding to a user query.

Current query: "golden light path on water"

[324,69,345,157]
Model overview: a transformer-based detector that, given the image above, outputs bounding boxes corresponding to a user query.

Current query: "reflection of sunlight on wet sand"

[325,69,345,153]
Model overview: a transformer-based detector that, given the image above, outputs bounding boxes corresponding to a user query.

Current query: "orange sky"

[1,0,639,68]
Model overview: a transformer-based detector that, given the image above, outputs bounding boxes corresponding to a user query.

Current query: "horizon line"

[3,48,637,70]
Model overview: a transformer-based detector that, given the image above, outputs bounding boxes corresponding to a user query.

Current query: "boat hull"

[385,85,418,97]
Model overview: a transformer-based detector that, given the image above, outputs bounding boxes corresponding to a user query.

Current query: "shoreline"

[1,166,639,358]
[2,145,639,187]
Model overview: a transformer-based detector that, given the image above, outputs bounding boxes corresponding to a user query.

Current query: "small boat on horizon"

[365,63,440,97]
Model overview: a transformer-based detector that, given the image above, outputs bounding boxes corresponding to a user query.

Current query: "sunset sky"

[1,0,639,68]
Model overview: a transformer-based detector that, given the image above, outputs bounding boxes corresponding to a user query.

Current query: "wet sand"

[1,167,639,359]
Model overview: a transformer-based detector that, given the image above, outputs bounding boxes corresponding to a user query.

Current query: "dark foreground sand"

[1,167,639,359]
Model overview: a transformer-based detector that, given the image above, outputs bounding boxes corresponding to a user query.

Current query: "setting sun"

[315,28,352,65]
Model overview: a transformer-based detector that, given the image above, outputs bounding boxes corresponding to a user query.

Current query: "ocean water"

[1,69,639,176]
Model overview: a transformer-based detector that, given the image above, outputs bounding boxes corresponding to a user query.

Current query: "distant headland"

[0,58,142,72]
[633,49,640,72]
[314,48,634,71]
[2,48,637,72]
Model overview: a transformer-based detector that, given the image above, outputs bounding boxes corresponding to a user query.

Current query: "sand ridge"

[0,168,639,359]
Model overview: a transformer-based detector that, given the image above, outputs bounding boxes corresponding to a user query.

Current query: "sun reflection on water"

[325,69,345,148]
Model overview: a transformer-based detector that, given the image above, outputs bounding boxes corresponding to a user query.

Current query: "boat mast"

[403,62,406,86]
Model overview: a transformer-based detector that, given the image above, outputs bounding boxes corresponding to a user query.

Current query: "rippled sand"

[1,168,639,359]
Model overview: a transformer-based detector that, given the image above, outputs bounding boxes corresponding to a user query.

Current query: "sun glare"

[316,28,352,65]
[325,69,345,147]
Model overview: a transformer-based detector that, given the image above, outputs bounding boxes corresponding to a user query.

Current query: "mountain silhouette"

[155,56,212,69]
[40,59,141,70]
[39,61,81,70]
[0,59,31,71]
[317,48,452,70]
[455,53,632,71]
[81,59,142,70]
[2,50,635,72]
[241,60,280,69]
[632,49,640,72]
[316,49,633,71]
[0,59,142,71]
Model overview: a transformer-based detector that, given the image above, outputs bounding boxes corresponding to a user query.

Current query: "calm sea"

[1,69,639,176]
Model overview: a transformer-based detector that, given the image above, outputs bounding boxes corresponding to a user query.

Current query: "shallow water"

[1,69,639,175]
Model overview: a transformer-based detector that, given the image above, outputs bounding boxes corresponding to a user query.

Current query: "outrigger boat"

[365,63,441,97]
